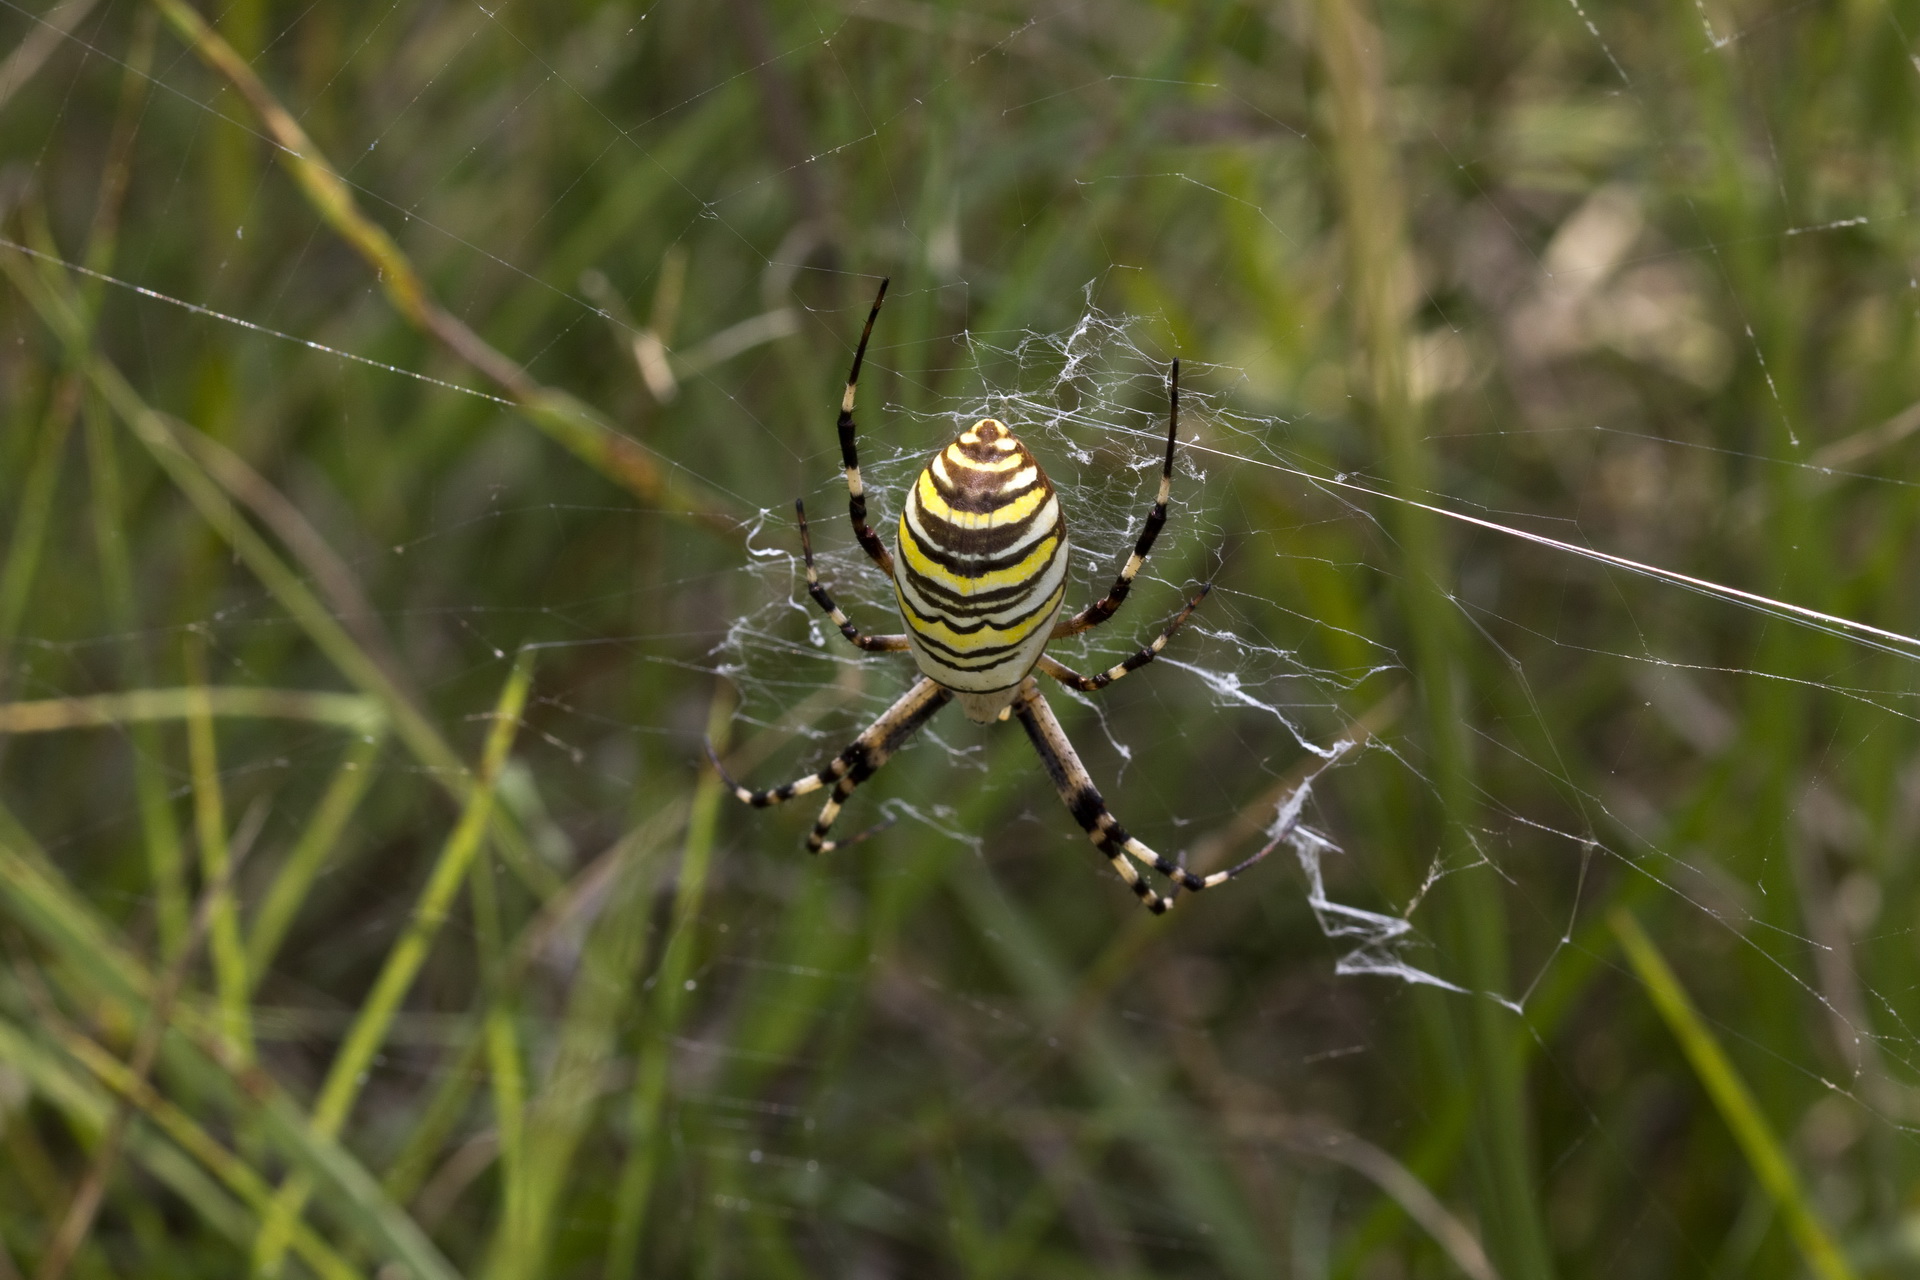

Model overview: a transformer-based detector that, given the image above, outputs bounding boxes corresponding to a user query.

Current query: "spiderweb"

[718,301,1428,979]
[2,0,1917,1271]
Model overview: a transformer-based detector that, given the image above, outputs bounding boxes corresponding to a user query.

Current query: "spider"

[710,279,1277,913]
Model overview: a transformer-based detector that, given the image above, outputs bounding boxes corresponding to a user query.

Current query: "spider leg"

[838,278,896,578]
[709,677,951,852]
[1053,359,1180,639]
[1035,585,1208,693]
[1012,678,1246,914]
[794,498,909,653]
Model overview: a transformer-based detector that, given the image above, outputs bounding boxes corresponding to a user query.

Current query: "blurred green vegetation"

[2,0,1919,1276]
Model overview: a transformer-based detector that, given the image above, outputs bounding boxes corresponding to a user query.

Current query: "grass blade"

[1310,0,1552,1271]
[34,781,261,1280]
[602,689,730,1277]
[247,729,386,984]
[1610,909,1855,1280]
[143,0,739,536]
[950,867,1273,1279]
[0,377,75,685]
[252,649,535,1274]
[0,687,384,734]
[0,756,465,1277]
[1,246,556,904]
[83,397,189,957]
[0,1015,358,1280]
[182,639,254,1063]
[469,823,528,1274]
[478,805,684,1277]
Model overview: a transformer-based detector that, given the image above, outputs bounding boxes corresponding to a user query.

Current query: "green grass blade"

[0,247,443,772]
[0,803,151,1011]
[2,247,554,907]
[0,746,465,1278]
[0,376,75,681]
[379,1031,485,1211]
[252,648,534,1274]
[0,686,384,734]
[0,1016,357,1280]
[602,691,729,1277]
[1310,0,1552,1271]
[250,1092,461,1280]
[83,397,189,957]
[1610,909,1855,1280]
[478,794,691,1274]
[182,641,254,1063]
[949,868,1274,1279]
[247,729,386,984]
[469,828,528,1275]
[143,0,740,537]
[385,803,687,1233]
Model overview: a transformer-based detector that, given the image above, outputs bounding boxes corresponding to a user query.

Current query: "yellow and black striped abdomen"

[895,419,1068,720]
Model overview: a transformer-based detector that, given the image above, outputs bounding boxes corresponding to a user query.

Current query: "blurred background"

[2,0,1919,1275]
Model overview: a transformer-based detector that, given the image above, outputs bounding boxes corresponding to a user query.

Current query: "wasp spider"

[711,279,1276,913]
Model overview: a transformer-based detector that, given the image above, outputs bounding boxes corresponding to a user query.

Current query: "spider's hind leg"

[709,676,950,852]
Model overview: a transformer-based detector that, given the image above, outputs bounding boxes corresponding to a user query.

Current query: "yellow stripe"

[900,516,1060,595]
[914,471,1050,528]
[915,470,958,521]
[897,583,1065,653]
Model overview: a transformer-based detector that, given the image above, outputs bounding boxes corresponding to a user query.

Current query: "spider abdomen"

[894,418,1069,719]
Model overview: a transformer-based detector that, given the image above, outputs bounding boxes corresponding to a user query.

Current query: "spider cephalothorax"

[710,278,1275,913]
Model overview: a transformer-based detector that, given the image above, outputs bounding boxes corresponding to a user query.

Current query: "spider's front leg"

[1053,358,1182,639]
[793,498,909,654]
[1011,678,1250,914]
[709,677,951,852]
[838,278,896,577]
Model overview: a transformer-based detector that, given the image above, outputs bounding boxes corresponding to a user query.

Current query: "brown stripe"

[901,580,1060,626]
[905,502,1063,563]
[929,475,1048,515]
